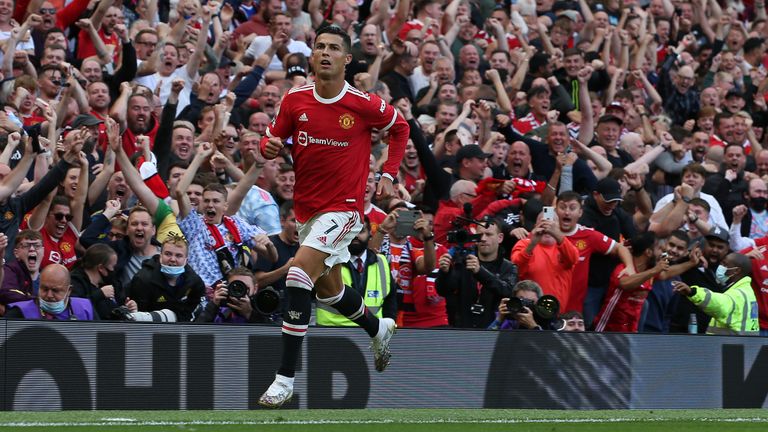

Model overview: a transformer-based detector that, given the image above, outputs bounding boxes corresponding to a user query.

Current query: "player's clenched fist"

[261,137,284,159]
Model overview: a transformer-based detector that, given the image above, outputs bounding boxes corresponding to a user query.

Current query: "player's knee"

[286,266,314,291]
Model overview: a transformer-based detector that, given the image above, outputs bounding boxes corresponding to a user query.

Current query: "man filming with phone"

[370,203,436,325]
[436,218,517,328]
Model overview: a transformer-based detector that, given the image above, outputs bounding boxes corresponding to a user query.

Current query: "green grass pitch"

[0,409,766,431]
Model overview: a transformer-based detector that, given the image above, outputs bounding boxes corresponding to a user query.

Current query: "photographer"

[436,219,517,328]
[490,280,556,330]
[195,267,265,324]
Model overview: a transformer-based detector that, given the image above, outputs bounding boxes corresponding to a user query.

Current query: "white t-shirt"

[134,66,197,116]
[653,191,728,231]
[409,65,430,98]
[245,36,311,71]
[0,31,35,64]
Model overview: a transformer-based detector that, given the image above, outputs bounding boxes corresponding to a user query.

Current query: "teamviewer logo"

[297,131,308,146]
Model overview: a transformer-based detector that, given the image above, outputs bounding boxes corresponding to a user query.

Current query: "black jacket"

[702,171,748,226]
[70,267,125,320]
[79,213,161,283]
[580,196,637,289]
[436,254,517,328]
[126,255,205,321]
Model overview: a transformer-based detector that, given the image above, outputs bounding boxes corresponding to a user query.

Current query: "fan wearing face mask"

[729,179,768,251]
[6,264,96,320]
[672,252,759,335]
[119,236,205,322]
[70,243,134,320]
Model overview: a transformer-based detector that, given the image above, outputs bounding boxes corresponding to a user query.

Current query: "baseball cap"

[606,102,626,113]
[598,114,624,126]
[71,114,103,129]
[456,144,491,163]
[596,177,623,202]
[286,64,307,79]
[705,226,730,243]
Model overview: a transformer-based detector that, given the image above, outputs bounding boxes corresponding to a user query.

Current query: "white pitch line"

[0,418,767,427]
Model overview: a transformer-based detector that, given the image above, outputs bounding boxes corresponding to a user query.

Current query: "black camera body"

[506,295,561,323]
[447,203,486,264]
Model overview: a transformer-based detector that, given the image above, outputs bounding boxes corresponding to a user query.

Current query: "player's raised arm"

[370,95,410,198]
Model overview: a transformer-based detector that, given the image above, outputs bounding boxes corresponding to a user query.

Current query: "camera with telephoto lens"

[220,279,248,307]
[447,203,485,264]
[253,286,281,315]
[506,295,560,323]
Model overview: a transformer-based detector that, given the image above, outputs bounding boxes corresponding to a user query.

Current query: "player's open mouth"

[205,210,217,219]
[320,60,331,68]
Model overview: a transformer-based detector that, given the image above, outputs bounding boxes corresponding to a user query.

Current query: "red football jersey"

[742,237,768,329]
[263,82,409,223]
[593,263,652,332]
[565,225,616,313]
[40,225,79,270]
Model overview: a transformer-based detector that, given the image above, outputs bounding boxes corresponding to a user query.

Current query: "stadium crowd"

[0,0,764,336]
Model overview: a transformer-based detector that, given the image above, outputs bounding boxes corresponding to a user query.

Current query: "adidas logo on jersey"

[299,113,308,121]
[317,235,327,245]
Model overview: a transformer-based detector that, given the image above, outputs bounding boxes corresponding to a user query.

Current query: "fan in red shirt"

[593,232,702,332]
[739,238,768,334]
[512,86,550,135]
[555,191,636,314]
[257,25,409,408]
[593,232,666,332]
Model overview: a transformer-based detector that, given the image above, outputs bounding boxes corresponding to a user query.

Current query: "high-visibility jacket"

[316,253,391,326]
[691,276,759,335]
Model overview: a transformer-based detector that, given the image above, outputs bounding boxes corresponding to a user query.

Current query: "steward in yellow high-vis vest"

[674,253,759,335]
[317,250,397,326]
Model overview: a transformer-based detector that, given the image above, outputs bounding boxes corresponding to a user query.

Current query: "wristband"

[380,173,395,182]
[423,234,434,241]
[630,185,643,192]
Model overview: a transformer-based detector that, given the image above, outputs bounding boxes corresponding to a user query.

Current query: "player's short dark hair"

[316,24,352,54]
[629,231,656,257]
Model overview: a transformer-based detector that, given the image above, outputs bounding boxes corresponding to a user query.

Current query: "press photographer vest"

[316,254,390,326]
[205,217,253,275]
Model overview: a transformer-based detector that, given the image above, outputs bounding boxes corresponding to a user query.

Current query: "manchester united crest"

[575,239,587,251]
[4,211,12,220]
[339,113,355,129]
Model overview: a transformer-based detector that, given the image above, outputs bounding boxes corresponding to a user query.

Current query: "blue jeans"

[760,329,768,337]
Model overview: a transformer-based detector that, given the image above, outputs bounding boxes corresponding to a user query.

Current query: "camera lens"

[255,287,281,315]
[227,280,248,298]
